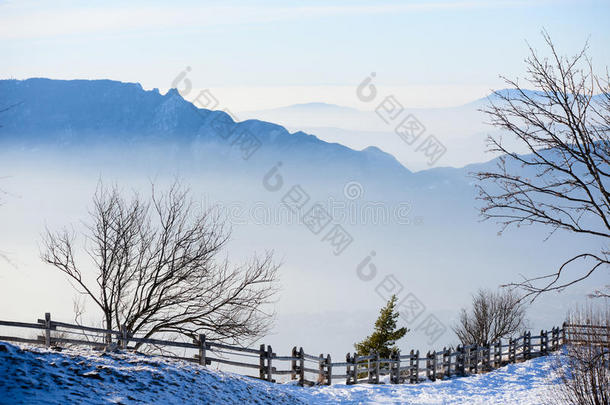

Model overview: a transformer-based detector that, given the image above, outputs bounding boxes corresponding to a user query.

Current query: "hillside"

[0,342,560,404]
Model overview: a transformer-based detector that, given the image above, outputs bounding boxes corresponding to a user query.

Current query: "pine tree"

[355,295,408,358]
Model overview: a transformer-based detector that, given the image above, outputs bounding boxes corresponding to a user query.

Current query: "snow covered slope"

[0,341,304,405]
[0,341,559,404]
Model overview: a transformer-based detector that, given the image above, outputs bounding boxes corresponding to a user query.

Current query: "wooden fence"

[0,313,603,386]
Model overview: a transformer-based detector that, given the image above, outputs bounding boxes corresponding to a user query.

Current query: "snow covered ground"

[0,341,560,404]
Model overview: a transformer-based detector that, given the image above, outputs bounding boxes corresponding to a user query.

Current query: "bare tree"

[548,305,609,405]
[476,31,610,300]
[453,288,528,346]
[41,181,279,347]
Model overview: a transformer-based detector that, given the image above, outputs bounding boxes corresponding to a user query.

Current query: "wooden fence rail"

[0,314,606,386]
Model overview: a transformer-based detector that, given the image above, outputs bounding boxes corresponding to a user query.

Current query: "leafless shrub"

[41,181,280,348]
[453,288,528,346]
[549,305,609,405]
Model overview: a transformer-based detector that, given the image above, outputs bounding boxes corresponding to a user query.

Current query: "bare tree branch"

[476,31,610,300]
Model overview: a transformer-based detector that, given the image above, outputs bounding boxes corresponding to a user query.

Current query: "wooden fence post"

[354,353,360,384]
[471,345,477,373]
[325,354,332,386]
[523,332,532,360]
[374,352,380,384]
[318,354,325,385]
[513,337,518,363]
[345,353,352,385]
[540,330,548,356]
[44,312,51,348]
[391,350,400,384]
[389,351,396,384]
[561,322,567,345]
[464,346,471,373]
[105,317,112,346]
[396,350,402,384]
[259,344,266,380]
[367,353,372,384]
[415,350,420,383]
[365,352,377,384]
[455,345,464,376]
[299,347,305,386]
[267,345,274,382]
[120,325,128,350]
[494,340,501,368]
[198,334,206,366]
[442,347,450,378]
[486,343,492,371]
[508,338,515,363]
[408,350,415,383]
[407,350,413,383]
[473,346,479,374]
[409,349,418,383]
[426,351,435,381]
[291,347,298,381]
[551,327,559,351]
[432,351,437,381]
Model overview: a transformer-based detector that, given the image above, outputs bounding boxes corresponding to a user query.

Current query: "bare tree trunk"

[105,312,113,345]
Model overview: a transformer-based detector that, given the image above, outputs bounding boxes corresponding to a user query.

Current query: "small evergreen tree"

[355,295,408,358]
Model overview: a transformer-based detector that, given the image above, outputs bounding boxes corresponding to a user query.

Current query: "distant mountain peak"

[362,145,385,154]
[361,145,410,173]
[165,88,181,98]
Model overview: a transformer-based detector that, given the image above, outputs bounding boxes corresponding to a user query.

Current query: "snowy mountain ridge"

[0,78,411,177]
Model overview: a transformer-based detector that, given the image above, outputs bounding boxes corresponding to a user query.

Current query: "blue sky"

[1,0,609,109]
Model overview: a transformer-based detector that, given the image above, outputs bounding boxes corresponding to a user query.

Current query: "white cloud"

[0,0,553,40]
